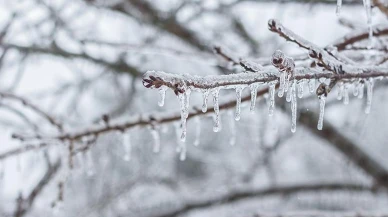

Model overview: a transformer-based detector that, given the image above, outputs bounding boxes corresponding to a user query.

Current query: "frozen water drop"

[297,80,304,98]
[202,90,209,113]
[250,84,258,112]
[278,72,286,97]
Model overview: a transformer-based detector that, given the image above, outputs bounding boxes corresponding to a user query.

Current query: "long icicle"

[317,95,326,130]
[212,89,221,132]
[291,81,297,133]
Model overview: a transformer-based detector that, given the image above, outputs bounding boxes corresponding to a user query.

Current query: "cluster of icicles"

[150,74,376,160]
[337,0,373,40]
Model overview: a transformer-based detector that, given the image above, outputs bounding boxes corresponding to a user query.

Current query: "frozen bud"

[283,57,295,73]
[272,50,285,67]
[316,83,328,97]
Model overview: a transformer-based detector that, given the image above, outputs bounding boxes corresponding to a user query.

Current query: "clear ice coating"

[317,95,326,130]
[158,87,167,107]
[193,116,201,146]
[268,82,276,116]
[151,128,161,153]
[336,0,342,15]
[250,84,258,112]
[122,132,131,161]
[235,87,243,121]
[202,89,209,113]
[291,81,297,133]
[365,79,374,114]
[212,89,221,132]
[297,80,304,98]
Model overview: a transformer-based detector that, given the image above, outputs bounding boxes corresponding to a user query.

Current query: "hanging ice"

[278,72,286,97]
[358,82,365,99]
[337,83,344,100]
[235,87,242,121]
[268,83,276,116]
[343,84,349,105]
[158,87,167,107]
[317,95,326,130]
[122,132,131,161]
[297,80,304,98]
[250,84,258,112]
[365,79,374,114]
[202,90,209,113]
[229,111,236,146]
[363,0,373,41]
[309,79,315,93]
[212,89,221,132]
[193,116,201,146]
[178,90,191,141]
[336,0,342,15]
[291,82,297,133]
[286,84,292,103]
[353,83,359,96]
[151,128,161,153]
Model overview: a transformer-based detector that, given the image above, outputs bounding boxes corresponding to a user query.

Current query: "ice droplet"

[317,95,326,130]
[202,90,209,113]
[158,87,167,107]
[122,132,131,161]
[212,89,221,132]
[178,90,191,142]
[365,79,374,114]
[250,84,258,112]
[235,87,242,121]
[291,81,297,133]
[268,83,276,116]
[193,116,201,146]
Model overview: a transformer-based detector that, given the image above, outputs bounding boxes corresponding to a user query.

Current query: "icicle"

[309,79,315,93]
[337,83,344,100]
[365,79,374,114]
[353,83,359,96]
[358,81,365,99]
[193,116,201,146]
[122,132,131,161]
[235,87,242,121]
[151,128,161,153]
[158,87,167,107]
[229,111,236,146]
[343,84,349,105]
[297,80,304,98]
[278,72,286,97]
[179,142,186,161]
[250,84,258,112]
[336,0,342,16]
[317,95,326,130]
[291,81,297,133]
[212,89,221,132]
[178,90,191,142]
[286,84,292,102]
[202,90,209,113]
[268,83,276,116]
[363,0,373,41]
